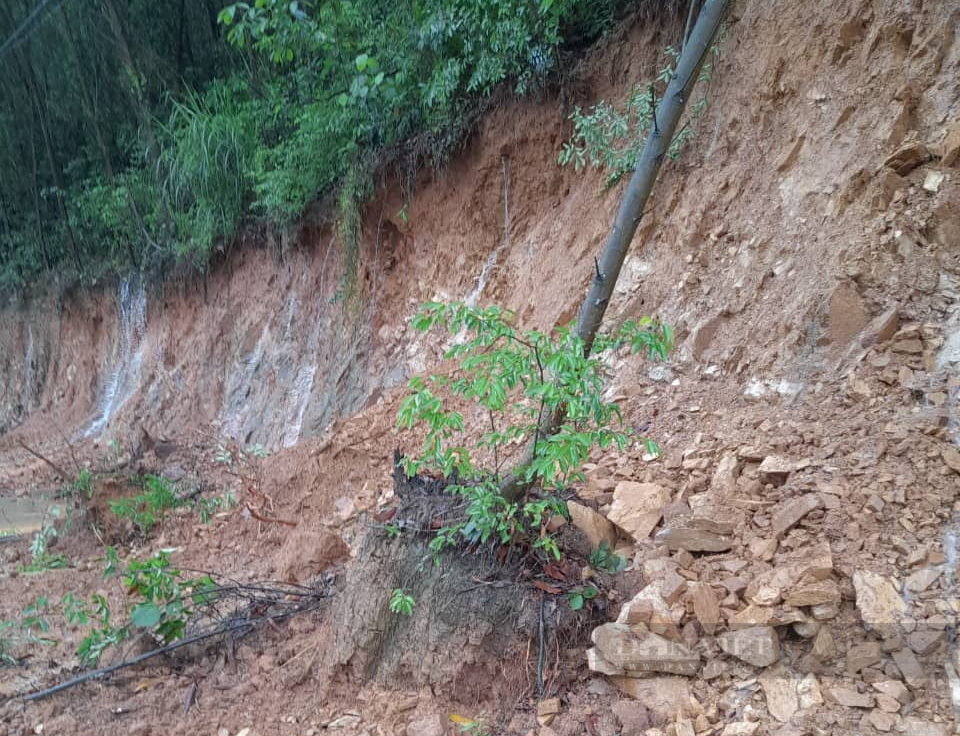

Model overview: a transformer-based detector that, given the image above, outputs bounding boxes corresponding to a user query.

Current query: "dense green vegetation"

[0,0,635,289]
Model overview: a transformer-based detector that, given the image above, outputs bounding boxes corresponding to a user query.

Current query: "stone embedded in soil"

[587,647,624,676]
[905,566,941,593]
[711,454,740,495]
[907,629,945,656]
[900,718,950,736]
[784,577,841,607]
[748,536,778,561]
[937,117,960,165]
[405,714,444,736]
[329,715,362,730]
[567,501,618,549]
[729,604,782,628]
[793,619,820,638]
[759,666,799,722]
[873,679,911,705]
[875,693,902,713]
[654,517,735,553]
[618,582,674,625]
[769,493,822,537]
[810,599,840,621]
[892,338,923,354]
[702,659,727,679]
[758,456,808,485]
[720,722,760,736]
[662,571,688,604]
[942,447,960,474]
[798,673,824,709]
[280,529,350,584]
[676,715,696,736]
[827,687,875,708]
[607,482,670,540]
[852,571,905,637]
[623,599,654,625]
[868,709,897,732]
[847,641,883,674]
[745,543,833,607]
[690,583,722,635]
[609,676,693,720]
[592,623,699,676]
[860,308,900,347]
[891,646,925,688]
[536,697,561,726]
[610,699,651,734]
[883,141,931,175]
[717,626,781,667]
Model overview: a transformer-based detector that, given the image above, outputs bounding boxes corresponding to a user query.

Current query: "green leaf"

[567,593,584,611]
[130,603,162,629]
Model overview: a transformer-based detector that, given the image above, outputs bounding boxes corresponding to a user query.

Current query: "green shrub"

[397,301,671,562]
[389,588,415,616]
[109,474,180,537]
[558,40,722,186]
[160,82,261,265]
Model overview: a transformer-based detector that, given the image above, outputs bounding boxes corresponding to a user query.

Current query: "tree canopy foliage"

[0,0,632,289]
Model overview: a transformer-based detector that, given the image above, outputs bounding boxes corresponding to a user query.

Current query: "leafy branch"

[396,301,671,562]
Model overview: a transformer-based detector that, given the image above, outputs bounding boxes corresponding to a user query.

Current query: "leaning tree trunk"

[502,0,729,501]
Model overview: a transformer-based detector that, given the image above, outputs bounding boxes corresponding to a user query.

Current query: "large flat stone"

[607,482,670,540]
[567,501,618,549]
[770,493,822,537]
[609,676,694,720]
[592,624,699,676]
[718,626,781,667]
[853,571,906,637]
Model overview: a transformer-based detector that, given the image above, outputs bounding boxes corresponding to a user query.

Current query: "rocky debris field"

[541,316,960,736]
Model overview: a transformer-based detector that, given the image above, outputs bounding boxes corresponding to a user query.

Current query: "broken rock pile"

[571,321,958,735]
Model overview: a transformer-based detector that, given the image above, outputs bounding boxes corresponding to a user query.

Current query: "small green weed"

[20,514,70,574]
[70,468,94,499]
[559,39,724,187]
[589,541,626,574]
[122,550,216,644]
[389,588,415,616]
[451,715,492,736]
[566,584,598,611]
[21,597,55,645]
[0,620,16,665]
[193,492,237,524]
[214,442,269,467]
[77,548,215,665]
[108,474,181,537]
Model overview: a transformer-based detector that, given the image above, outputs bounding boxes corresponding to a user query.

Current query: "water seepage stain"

[84,275,147,438]
[21,323,34,413]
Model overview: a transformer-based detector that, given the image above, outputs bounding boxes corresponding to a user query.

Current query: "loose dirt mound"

[323,467,606,706]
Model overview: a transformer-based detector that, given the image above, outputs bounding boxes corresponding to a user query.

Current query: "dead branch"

[17,440,70,480]
[245,503,298,527]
